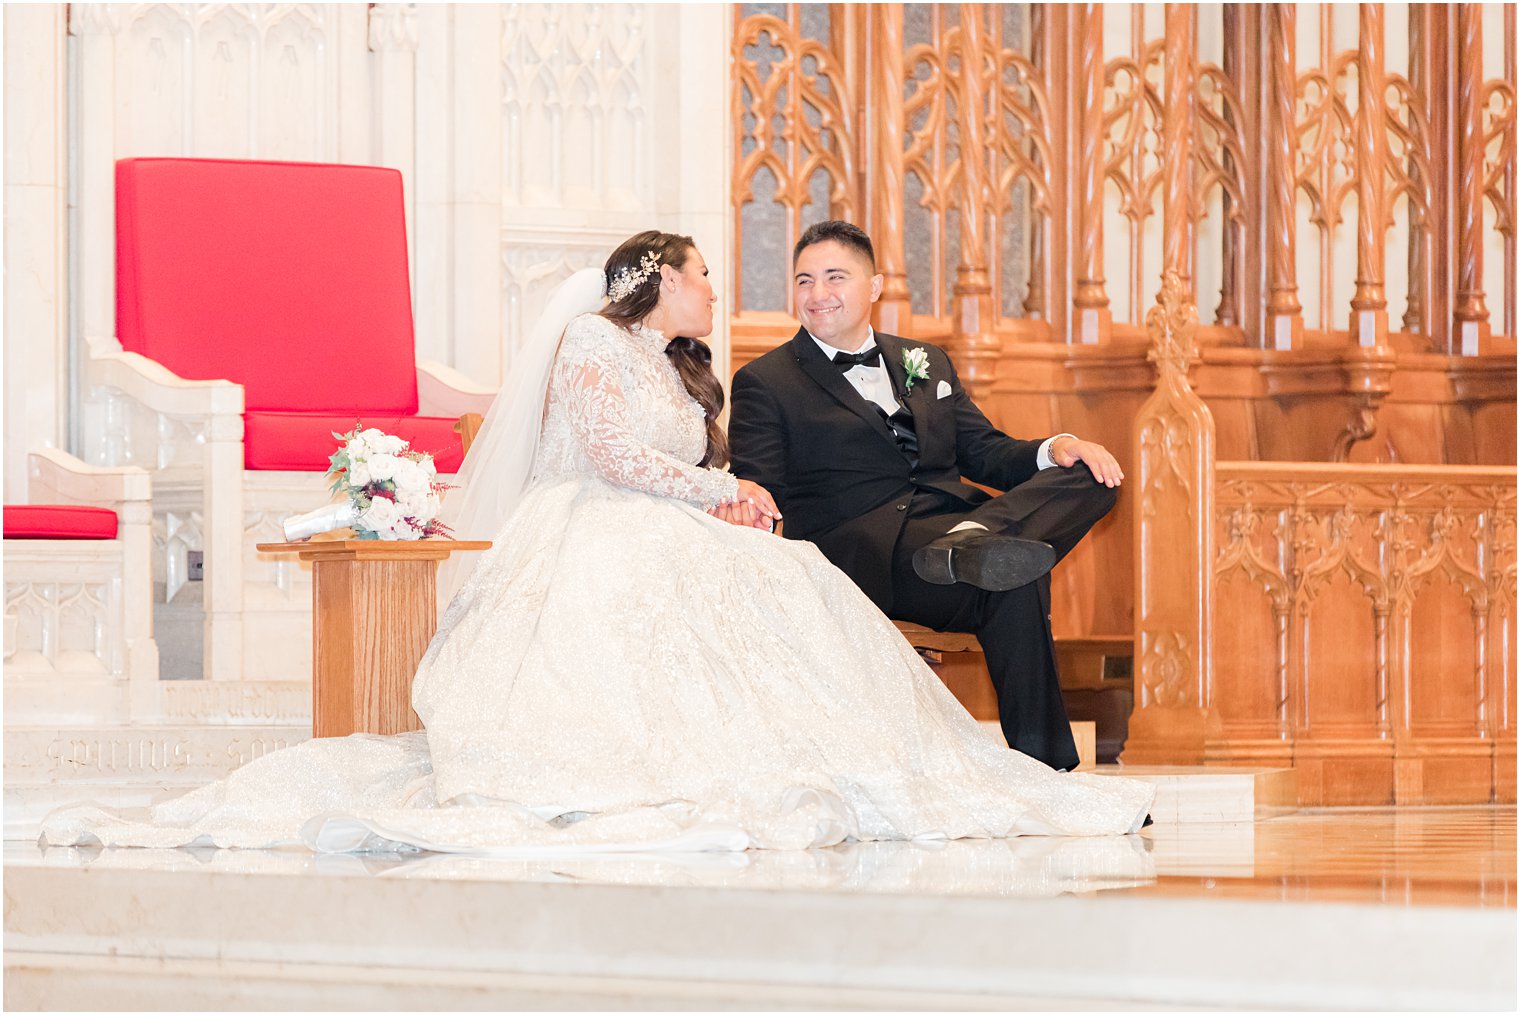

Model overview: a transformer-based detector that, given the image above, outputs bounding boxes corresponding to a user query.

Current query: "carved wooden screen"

[732,4,859,317]
[731,3,1517,802]
[731,2,1517,360]
[897,6,1048,325]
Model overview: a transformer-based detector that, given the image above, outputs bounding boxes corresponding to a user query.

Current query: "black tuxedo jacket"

[730,328,1045,612]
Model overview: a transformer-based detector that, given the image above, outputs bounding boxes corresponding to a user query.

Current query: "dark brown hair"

[601,230,729,468]
[793,219,876,270]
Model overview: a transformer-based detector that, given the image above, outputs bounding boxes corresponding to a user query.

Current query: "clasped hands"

[708,478,781,530]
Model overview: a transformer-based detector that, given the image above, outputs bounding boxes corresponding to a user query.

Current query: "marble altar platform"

[4,806,1513,1010]
[4,722,1299,840]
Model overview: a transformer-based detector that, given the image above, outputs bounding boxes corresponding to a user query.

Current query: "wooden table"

[256,539,491,738]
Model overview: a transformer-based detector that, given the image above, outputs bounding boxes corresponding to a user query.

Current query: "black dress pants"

[887,466,1117,770]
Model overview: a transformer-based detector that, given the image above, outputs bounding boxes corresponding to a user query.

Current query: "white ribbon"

[281,501,359,541]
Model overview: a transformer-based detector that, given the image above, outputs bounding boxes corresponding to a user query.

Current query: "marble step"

[976,721,1297,824]
[8,721,1103,840]
[5,831,1510,1011]
[1090,764,1299,824]
[3,724,312,840]
[7,724,1282,838]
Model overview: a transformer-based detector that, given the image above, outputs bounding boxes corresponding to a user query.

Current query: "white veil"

[437,267,608,608]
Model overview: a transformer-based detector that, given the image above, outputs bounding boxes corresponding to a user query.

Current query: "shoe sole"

[913,538,1056,592]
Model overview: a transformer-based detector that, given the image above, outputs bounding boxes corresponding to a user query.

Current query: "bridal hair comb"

[607,251,661,301]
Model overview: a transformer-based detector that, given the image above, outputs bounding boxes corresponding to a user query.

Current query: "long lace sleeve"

[553,317,739,508]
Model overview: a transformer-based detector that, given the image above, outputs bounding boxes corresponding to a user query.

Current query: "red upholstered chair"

[3,450,159,723]
[81,158,493,686]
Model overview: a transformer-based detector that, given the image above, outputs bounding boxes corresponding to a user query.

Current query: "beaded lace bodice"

[532,314,738,508]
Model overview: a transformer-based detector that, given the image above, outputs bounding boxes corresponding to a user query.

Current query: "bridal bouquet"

[281,426,452,541]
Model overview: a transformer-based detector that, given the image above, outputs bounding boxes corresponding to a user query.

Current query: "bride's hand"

[733,479,782,523]
[709,501,766,529]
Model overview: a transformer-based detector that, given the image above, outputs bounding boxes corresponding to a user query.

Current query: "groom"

[729,220,1122,771]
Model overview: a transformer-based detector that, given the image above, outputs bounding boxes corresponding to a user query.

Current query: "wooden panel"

[926,653,999,721]
[1465,398,1519,465]
[313,558,433,737]
[1212,569,1284,734]
[1494,594,1517,804]
[1301,569,1380,732]
[312,557,356,735]
[1209,463,1516,804]
[1407,574,1479,731]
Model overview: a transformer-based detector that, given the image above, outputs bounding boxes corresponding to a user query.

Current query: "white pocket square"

[936,380,952,399]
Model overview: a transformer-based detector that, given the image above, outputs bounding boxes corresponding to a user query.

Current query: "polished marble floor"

[1141,805,1516,906]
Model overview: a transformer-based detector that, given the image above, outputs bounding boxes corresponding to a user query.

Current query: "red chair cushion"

[242,413,465,473]
[3,505,119,540]
[116,158,419,415]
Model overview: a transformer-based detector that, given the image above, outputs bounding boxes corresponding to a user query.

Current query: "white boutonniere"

[901,346,931,392]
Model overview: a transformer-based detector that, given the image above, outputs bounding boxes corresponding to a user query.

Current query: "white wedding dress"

[42,312,1152,854]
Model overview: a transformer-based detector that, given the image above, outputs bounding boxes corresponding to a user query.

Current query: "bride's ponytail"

[664,336,729,468]
[601,230,730,468]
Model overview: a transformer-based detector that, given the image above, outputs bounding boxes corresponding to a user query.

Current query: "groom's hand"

[733,479,782,523]
[1050,436,1124,488]
[709,479,782,530]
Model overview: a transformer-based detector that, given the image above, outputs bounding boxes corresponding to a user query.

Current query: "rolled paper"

[281,501,359,541]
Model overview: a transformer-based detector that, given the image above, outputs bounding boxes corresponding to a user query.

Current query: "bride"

[42,231,1152,854]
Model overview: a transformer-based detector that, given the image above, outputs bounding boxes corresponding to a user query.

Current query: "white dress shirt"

[807,329,1071,469]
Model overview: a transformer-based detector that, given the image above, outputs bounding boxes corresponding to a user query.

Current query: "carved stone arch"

[604,4,645,71]
[608,69,647,210]
[253,6,332,160]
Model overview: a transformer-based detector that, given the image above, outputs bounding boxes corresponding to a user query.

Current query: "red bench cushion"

[243,413,465,473]
[3,505,119,540]
[116,157,419,415]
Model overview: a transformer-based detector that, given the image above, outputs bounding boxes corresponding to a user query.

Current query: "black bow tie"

[831,346,882,370]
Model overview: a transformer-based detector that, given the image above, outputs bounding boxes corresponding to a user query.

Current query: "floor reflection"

[14,833,1158,899]
[9,806,1514,908]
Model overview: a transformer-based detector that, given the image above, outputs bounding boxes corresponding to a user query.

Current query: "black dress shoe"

[911,530,1056,592]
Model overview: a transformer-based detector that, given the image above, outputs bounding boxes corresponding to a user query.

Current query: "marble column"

[3,6,69,497]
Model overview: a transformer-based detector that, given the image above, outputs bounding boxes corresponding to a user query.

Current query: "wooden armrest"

[455,413,484,458]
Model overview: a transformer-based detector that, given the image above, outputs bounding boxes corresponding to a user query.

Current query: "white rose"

[364,430,407,455]
[393,517,423,540]
[367,454,400,482]
[346,460,372,488]
[420,456,438,477]
[358,496,400,534]
[395,491,426,518]
[392,458,427,495]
